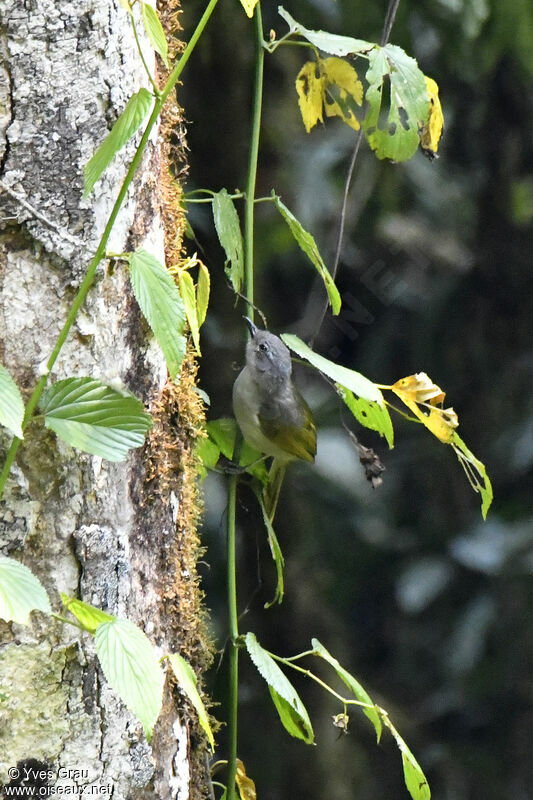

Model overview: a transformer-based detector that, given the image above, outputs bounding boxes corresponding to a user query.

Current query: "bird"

[232,317,316,516]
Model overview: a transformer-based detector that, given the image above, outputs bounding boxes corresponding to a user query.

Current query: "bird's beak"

[243,316,258,338]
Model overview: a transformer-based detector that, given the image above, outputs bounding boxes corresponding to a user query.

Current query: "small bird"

[233,317,316,514]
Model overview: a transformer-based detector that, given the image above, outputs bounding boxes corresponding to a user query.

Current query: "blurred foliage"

[180,0,533,797]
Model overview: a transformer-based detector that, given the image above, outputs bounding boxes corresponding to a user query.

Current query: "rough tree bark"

[0,1,209,798]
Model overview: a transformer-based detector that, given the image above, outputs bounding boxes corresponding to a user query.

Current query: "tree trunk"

[0,1,209,798]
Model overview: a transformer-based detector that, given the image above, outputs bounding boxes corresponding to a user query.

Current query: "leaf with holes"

[40,378,152,462]
[363,45,429,161]
[0,557,51,625]
[337,385,393,448]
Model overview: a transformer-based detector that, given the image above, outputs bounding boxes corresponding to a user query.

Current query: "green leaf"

[127,249,187,380]
[168,653,215,750]
[382,713,431,800]
[337,385,394,448]
[95,618,164,741]
[61,593,114,634]
[83,88,153,196]
[195,435,221,480]
[278,7,374,56]
[450,432,493,519]
[0,363,24,439]
[273,195,341,315]
[212,189,244,293]
[196,262,210,327]
[178,270,201,354]
[206,418,237,460]
[257,493,285,607]
[40,377,152,462]
[141,2,169,68]
[311,638,381,741]
[0,557,51,625]
[363,45,430,162]
[245,632,314,743]
[240,441,268,483]
[281,333,386,405]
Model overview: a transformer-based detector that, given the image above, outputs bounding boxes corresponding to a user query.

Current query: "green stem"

[268,652,374,710]
[224,8,264,798]
[243,3,265,320]
[226,473,239,800]
[0,0,220,500]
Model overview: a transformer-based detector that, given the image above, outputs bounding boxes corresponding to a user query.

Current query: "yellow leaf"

[238,0,259,19]
[390,373,458,443]
[197,261,210,327]
[321,57,363,131]
[236,759,257,800]
[178,270,201,355]
[296,61,325,134]
[420,76,444,159]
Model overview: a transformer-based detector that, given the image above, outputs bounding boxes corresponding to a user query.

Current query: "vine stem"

[226,6,265,800]
[268,651,374,710]
[0,0,220,500]
[311,0,402,346]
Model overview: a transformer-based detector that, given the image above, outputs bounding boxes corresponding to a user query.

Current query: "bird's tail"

[263,458,286,522]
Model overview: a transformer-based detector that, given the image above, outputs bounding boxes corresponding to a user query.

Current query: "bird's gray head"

[244,318,292,384]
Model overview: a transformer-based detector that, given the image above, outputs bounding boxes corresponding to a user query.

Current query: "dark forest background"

[180,1,533,798]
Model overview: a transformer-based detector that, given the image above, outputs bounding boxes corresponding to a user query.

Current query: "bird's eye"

[259,343,268,352]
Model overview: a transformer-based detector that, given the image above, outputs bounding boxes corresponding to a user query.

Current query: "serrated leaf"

[0,363,24,439]
[281,334,384,404]
[141,2,169,67]
[128,249,187,380]
[239,0,259,18]
[279,7,374,56]
[179,270,201,355]
[245,632,314,743]
[61,593,114,634]
[83,88,153,196]
[0,557,51,625]
[95,618,164,741]
[207,418,237,460]
[40,377,152,462]
[257,493,285,607]
[381,713,431,800]
[363,45,430,162]
[168,653,215,750]
[311,638,381,741]
[273,196,341,315]
[196,262,210,327]
[337,385,394,448]
[212,190,244,293]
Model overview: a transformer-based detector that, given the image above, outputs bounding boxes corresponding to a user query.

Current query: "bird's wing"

[258,391,316,463]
